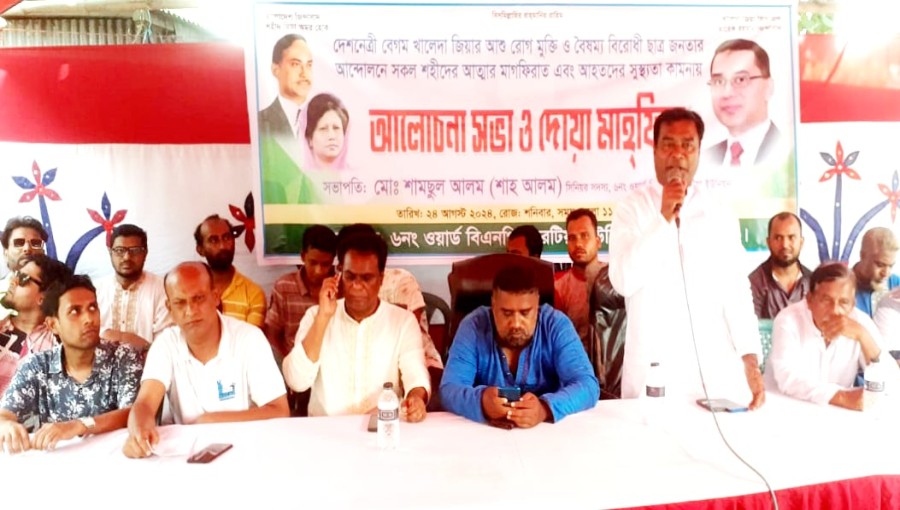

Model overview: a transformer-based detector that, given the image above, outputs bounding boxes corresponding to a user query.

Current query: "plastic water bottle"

[864,359,885,416]
[642,362,666,426]
[377,382,400,450]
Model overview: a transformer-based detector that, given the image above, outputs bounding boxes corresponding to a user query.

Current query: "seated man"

[336,224,443,374]
[123,262,288,459]
[0,274,143,453]
[766,262,895,411]
[265,224,337,363]
[506,225,543,258]
[555,209,603,351]
[1,216,48,301]
[748,212,812,320]
[96,224,172,349]
[1,254,71,395]
[440,266,599,428]
[852,227,900,317]
[283,233,430,419]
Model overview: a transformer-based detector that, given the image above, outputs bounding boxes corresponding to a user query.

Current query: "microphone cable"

[675,223,779,510]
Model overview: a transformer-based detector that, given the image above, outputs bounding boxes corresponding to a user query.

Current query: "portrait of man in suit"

[705,38,781,168]
[259,33,314,143]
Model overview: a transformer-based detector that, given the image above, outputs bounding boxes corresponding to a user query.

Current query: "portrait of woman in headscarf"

[304,92,350,170]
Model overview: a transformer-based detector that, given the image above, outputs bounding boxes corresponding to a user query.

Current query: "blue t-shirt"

[855,274,900,317]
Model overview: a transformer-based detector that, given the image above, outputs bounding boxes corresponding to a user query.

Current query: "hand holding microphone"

[661,171,686,225]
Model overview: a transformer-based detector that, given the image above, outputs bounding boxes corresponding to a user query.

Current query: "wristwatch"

[79,416,96,435]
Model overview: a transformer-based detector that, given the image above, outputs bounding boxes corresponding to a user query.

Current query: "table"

[4,393,898,509]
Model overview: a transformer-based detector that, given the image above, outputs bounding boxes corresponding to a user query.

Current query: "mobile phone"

[187,443,233,464]
[367,413,377,432]
[696,398,749,413]
[497,386,521,403]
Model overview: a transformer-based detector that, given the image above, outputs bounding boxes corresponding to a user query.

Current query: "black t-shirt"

[1,328,26,355]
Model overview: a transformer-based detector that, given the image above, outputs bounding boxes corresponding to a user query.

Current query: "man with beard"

[96,224,172,349]
[748,212,812,320]
[440,266,598,428]
[0,254,71,395]
[283,233,430,419]
[609,108,765,409]
[0,274,143,453]
[852,227,900,317]
[554,209,604,351]
[194,215,266,328]
[123,263,288,458]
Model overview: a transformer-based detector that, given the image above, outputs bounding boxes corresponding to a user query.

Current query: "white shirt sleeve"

[141,330,175,390]
[720,214,764,361]
[768,313,842,406]
[874,294,900,351]
[243,327,288,406]
[282,305,323,392]
[608,191,678,298]
[396,311,431,399]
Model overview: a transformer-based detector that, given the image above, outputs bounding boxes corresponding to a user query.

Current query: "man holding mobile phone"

[440,266,599,428]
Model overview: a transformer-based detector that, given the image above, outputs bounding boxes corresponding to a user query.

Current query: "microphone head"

[666,170,685,185]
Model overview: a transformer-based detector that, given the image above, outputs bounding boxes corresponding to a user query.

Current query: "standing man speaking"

[609,108,765,409]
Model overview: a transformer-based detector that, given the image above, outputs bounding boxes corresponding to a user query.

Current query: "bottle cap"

[383,382,393,389]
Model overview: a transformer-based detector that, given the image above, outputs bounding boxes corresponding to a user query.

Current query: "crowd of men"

[0,104,898,456]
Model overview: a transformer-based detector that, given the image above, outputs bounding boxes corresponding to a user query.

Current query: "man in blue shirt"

[440,266,599,428]
[853,227,900,317]
[0,274,143,453]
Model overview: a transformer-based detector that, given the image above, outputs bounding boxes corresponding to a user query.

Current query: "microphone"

[666,171,685,228]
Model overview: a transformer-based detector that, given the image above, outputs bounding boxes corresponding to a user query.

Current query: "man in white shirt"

[283,232,430,419]
[767,262,895,410]
[96,224,171,349]
[609,107,765,408]
[123,262,288,459]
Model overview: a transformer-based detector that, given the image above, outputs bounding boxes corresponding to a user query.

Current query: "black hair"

[18,253,73,292]
[653,107,705,147]
[41,274,95,318]
[1,216,48,249]
[272,33,307,65]
[809,262,855,294]
[111,224,148,249]
[508,225,544,257]
[337,232,387,272]
[302,225,338,255]
[493,265,539,295]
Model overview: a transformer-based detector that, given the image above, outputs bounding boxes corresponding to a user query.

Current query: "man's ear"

[46,315,60,336]
[165,299,172,313]
[195,245,204,258]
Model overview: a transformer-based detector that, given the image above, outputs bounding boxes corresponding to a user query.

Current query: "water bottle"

[377,382,400,450]
[863,358,885,416]
[642,362,666,426]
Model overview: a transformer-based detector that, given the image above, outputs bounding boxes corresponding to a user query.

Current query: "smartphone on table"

[187,443,233,464]
[696,398,749,413]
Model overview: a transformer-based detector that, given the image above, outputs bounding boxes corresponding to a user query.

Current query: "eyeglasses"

[13,271,43,289]
[708,74,767,90]
[11,238,45,250]
[110,246,148,257]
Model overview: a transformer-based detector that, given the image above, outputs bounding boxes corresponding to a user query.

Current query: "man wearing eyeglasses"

[0,254,72,396]
[96,224,172,350]
[194,214,267,328]
[705,39,781,169]
[0,217,48,303]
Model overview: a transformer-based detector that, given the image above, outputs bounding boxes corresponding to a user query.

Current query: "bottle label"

[379,408,399,421]
[865,380,885,392]
[646,385,665,398]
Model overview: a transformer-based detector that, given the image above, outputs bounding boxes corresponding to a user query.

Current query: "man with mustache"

[440,265,598,428]
[259,33,314,143]
[609,107,765,409]
[852,227,900,318]
[1,216,48,305]
[96,224,172,349]
[195,214,266,328]
[748,212,812,320]
[554,209,603,351]
[122,262,288,458]
[0,274,143,453]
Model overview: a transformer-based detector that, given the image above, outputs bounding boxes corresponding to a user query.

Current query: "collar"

[338,298,383,325]
[724,119,772,166]
[175,312,228,363]
[278,95,304,138]
[115,271,146,291]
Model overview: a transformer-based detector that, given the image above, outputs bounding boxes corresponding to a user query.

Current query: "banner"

[247,1,798,262]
